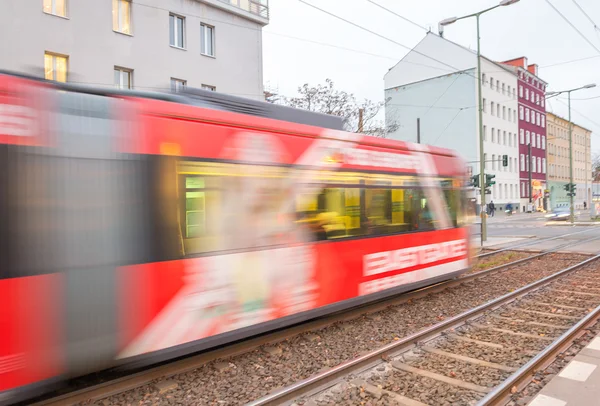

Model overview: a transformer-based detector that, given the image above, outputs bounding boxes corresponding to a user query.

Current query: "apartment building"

[546,112,593,210]
[502,58,548,212]
[0,0,269,99]
[384,33,520,211]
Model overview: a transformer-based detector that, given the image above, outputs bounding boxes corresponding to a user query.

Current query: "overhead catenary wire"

[571,0,600,31]
[365,0,429,32]
[544,0,600,55]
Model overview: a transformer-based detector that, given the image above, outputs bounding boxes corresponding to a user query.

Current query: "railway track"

[29,235,600,406]
[249,253,600,406]
[475,227,597,259]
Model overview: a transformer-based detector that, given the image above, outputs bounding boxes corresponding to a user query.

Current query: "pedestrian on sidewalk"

[489,201,496,217]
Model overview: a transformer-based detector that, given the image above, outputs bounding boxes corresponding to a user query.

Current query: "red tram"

[0,72,472,402]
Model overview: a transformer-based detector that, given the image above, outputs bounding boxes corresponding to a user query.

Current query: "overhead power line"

[544,0,600,55]
[297,0,481,82]
[571,0,600,31]
[366,0,429,32]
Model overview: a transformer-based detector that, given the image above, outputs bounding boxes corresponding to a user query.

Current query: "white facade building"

[385,33,520,210]
[0,0,269,99]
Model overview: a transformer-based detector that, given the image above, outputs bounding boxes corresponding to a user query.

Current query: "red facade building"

[502,57,548,212]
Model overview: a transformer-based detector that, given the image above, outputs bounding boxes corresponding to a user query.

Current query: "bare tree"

[267,79,398,138]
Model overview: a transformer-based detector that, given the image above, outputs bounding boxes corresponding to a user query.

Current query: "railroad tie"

[420,346,517,372]
[390,362,491,394]
[470,323,555,341]
[350,379,428,406]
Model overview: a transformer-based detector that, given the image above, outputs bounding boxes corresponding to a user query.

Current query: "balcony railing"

[217,0,269,19]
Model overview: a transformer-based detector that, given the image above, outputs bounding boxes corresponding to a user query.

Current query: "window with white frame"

[114,67,132,89]
[502,83,505,95]
[536,112,541,126]
[490,77,494,90]
[492,154,496,170]
[519,106,524,120]
[43,0,67,17]
[112,0,131,34]
[514,133,517,146]
[200,23,215,56]
[482,74,487,85]
[541,98,545,108]
[497,103,500,117]
[483,125,487,141]
[496,80,500,91]
[520,154,525,171]
[526,130,530,144]
[491,102,495,116]
[44,52,68,82]
[508,109,511,121]
[170,78,186,92]
[508,132,512,147]
[531,132,535,147]
[541,115,545,127]
[537,133,541,147]
[201,84,216,91]
[499,183,502,199]
[536,93,540,105]
[491,128,495,143]
[169,14,185,48]
[525,108,530,123]
[503,106,506,120]
[519,85,523,98]
[503,130,507,145]
[483,98,487,113]
[525,88,529,101]
[537,157,541,173]
[526,155,530,171]
[521,182,525,197]
[520,129,524,144]
[542,136,546,149]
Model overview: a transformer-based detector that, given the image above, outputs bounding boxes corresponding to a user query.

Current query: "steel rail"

[476,227,596,259]
[478,301,600,405]
[246,253,600,406]
[33,236,600,406]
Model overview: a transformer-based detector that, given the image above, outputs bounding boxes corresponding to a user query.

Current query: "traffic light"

[485,174,496,187]
[563,183,577,197]
[502,155,508,167]
[471,174,480,188]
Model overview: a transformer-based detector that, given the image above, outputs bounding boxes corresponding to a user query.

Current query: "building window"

[43,0,67,17]
[497,103,500,117]
[112,0,131,34]
[503,106,506,120]
[491,102,495,116]
[508,132,512,147]
[520,154,525,171]
[200,23,215,57]
[508,85,511,96]
[499,183,503,199]
[537,157,541,173]
[483,125,487,141]
[44,52,68,82]
[519,106,524,120]
[514,133,517,146]
[536,112,541,126]
[536,93,540,105]
[484,153,488,170]
[537,133,541,147]
[502,83,505,95]
[114,67,132,89]
[520,129,524,144]
[483,98,487,113]
[503,130,507,145]
[508,109,511,121]
[541,98,545,108]
[526,155,530,172]
[170,78,186,92]
[541,115,545,128]
[490,77,494,90]
[169,14,185,48]
[482,73,487,85]
[519,85,523,98]
[531,132,535,147]
[525,108,530,123]
[526,130,530,144]
[496,80,500,91]
[491,128,495,143]
[201,84,216,91]
[492,154,496,170]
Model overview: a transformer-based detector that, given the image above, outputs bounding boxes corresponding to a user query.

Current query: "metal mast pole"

[476,14,486,242]
[568,92,575,224]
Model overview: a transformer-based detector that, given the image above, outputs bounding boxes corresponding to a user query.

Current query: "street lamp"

[439,0,520,244]
[546,84,596,224]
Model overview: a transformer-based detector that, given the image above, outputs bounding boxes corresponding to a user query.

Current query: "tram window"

[443,188,460,227]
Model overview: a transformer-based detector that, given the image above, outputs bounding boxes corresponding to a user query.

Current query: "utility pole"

[568,92,575,224]
[358,108,364,133]
[528,142,533,207]
[417,118,421,143]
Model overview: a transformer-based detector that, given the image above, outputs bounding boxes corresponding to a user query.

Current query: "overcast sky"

[262,0,600,155]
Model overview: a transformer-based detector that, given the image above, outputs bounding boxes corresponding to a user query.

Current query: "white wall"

[0,0,266,99]
[385,70,477,167]
[384,33,477,90]
[479,58,520,207]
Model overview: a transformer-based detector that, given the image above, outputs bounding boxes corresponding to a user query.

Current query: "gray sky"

[262,0,600,155]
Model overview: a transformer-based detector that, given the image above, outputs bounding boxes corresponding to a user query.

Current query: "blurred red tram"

[0,71,472,402]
